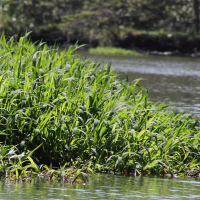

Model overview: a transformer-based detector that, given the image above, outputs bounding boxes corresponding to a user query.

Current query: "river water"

[1,174,200,199]
[79,52,200,116]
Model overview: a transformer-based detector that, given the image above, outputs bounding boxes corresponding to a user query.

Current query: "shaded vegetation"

[121,32,200,54]
[0,33,200,179]
[0,144,89,183]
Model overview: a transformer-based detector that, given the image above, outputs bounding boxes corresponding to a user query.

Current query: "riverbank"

[0,33,200,182]
[87,47,200,58]
[88,47,145,56]
[28,29,200,58]
[2,26,200,57]
[2,0,200,59]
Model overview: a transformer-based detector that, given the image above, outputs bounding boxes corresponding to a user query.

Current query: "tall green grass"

[0,32,199,176]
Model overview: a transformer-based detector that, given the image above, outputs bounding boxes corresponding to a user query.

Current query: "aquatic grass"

[0,145,90,183]
[0,32,199,178]
[89,46,144,56]
[0,144,41,180]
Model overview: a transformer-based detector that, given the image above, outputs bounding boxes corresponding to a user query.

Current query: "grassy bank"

[89,47,144,56]
[0,33,200,182]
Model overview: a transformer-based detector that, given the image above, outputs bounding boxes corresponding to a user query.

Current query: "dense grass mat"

[0,32,199,179]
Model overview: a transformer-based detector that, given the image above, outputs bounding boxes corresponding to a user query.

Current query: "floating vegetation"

[0,32,199,181]
[89,46,144,56]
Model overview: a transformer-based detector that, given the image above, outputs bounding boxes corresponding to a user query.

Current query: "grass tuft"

[0,32,199,179]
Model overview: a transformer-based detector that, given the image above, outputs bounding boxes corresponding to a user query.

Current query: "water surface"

[79,52,200,116]
[1,174,200,199]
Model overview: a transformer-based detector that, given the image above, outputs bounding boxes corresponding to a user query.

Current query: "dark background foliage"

[0,1,200,51]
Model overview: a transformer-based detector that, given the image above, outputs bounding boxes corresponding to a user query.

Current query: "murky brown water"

[79,52,200,116]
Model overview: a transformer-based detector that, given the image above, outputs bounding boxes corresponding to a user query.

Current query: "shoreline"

[27,30,200,58]
[3,29,199,58]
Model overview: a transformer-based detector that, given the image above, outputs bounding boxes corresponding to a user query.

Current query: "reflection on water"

[79,52,200,115]
[119,72,200,115]
[1,174,200,199]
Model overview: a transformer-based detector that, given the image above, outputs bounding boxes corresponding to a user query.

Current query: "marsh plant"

[0,144,40,180]
[0,32,199,178]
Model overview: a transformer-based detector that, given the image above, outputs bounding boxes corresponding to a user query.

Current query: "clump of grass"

[89,46,144,56]
[0,32,199,178]
[0,144,40,181]
[0,144,90,183]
